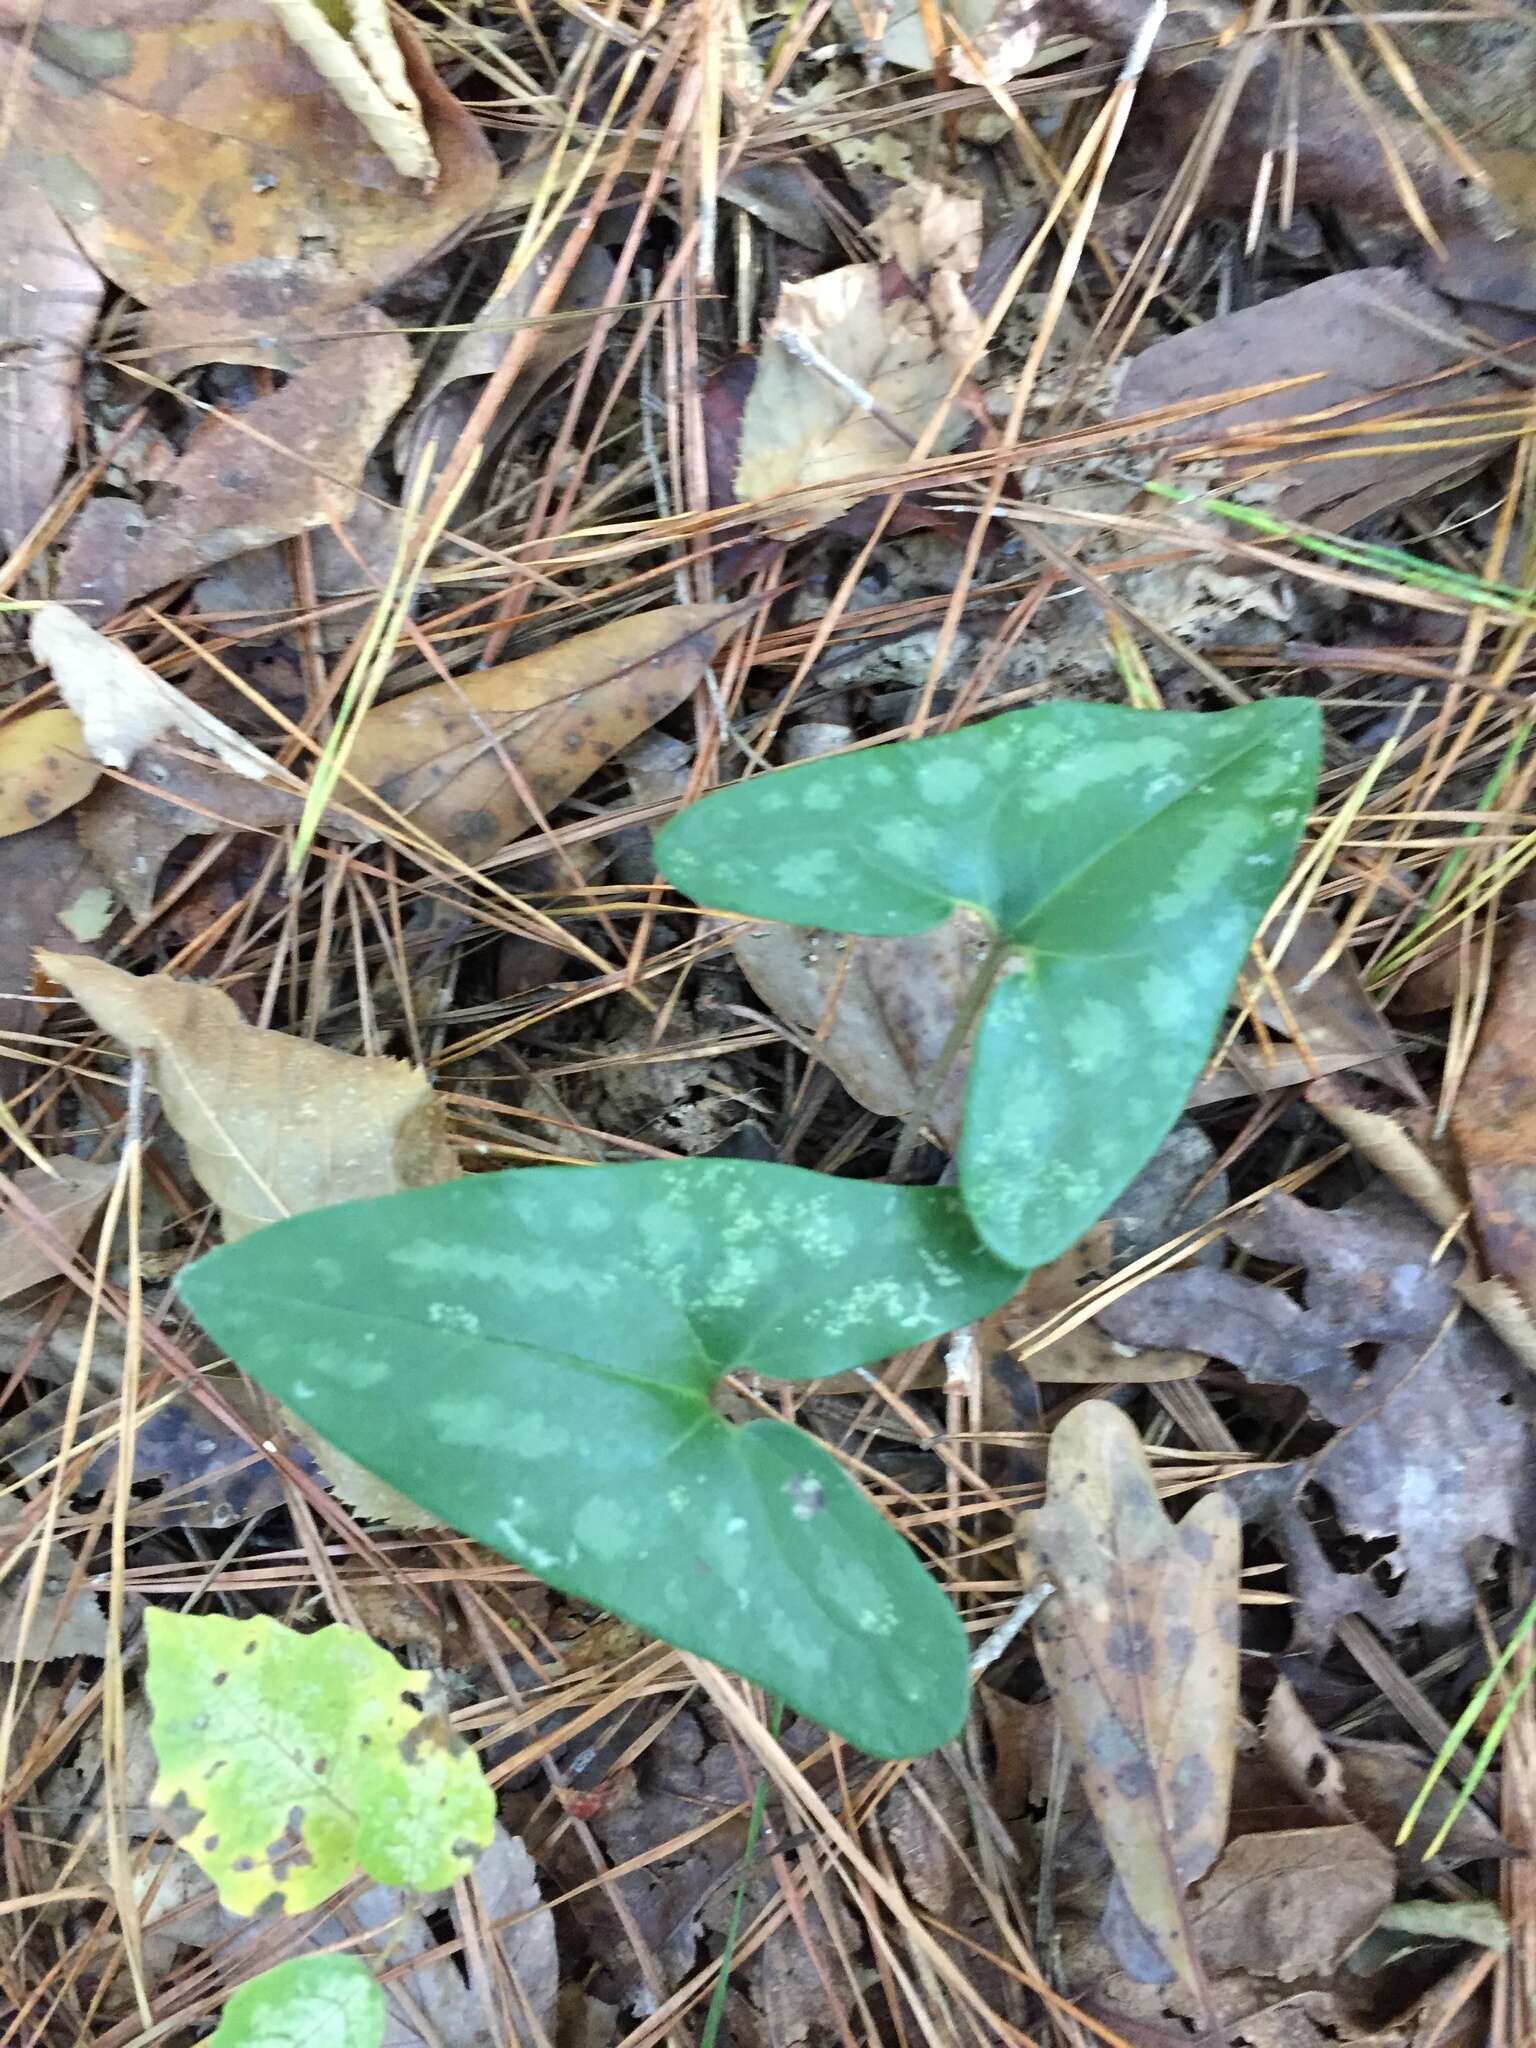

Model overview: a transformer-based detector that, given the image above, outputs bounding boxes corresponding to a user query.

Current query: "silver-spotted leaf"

[209,1957,384,2048]
[179,1160,1021,1758]
[655,701,1320,1267]
[145,1609,495,1915]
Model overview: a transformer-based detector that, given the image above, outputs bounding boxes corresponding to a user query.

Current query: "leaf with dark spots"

[1100,1189,1536,1636]
[344,602,739,862]
[1018,1401,1240,1996]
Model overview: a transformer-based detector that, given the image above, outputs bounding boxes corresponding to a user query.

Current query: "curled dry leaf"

[346,602,737,862]
[1114,270,1512,531]
[1196,908,1420,1107]
[1018,1400,1240,1991]
[266,0,436,184]
[734,265,978,534]
[0,148,104,550]
[37,952,463,1526]
[0,708,100,839]
[31,606,278,782]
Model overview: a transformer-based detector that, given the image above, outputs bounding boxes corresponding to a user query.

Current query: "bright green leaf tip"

[179,1161,1020,1758]
[208,1957,384,2048]
[656,699,1322,1266]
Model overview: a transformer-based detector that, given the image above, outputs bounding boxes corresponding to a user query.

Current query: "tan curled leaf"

[31,606,279,782]
[734,265,977,533]
[869,182,982,278]
[0,708,101,838]
[1018,1400,1240,1993]
[346,602,736,862]
[0,1161,117,1302]
[35,955,455,1241]
[266,0,436,183]
[37,953,459,1526]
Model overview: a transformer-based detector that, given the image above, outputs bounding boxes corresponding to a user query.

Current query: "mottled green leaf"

[655,701,1320,1266]
[179,1161,1021,1758]
[145,1610,495,1915]
[209,1957,384,2048]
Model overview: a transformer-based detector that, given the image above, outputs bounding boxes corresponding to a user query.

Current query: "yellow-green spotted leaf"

[209,1957,384,2048]
[655,701,1321,1268]
[145,1610,494,1915]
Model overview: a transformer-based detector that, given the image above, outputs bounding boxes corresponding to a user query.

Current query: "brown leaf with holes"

[1100,1190,1536,1637]
[345,602,737,862]
[1017,1400,1240,1992]
[1451,913,1536,1323]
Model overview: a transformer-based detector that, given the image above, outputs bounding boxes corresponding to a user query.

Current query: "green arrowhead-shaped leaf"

[655,701,1320,1266]
[180,1161,1020,1758]
[144,1610,495,1915]
[210,1958,384,2048]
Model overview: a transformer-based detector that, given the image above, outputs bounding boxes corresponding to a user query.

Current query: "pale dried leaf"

[37,954,455,1242]
[1019,1400,1240,1991]
[1261,1678,1350,1824]
[735,266,976,532]
[0,707,100,838]
[869,182,983,277]
[0,1161,116,1301]
[1184,1826,1395,1984]
[0,149,104,550]
[951,0,1043,84]
[39,953,458,1528]
[0,1497,105,1662]
[996,1228,1204,1384]
[31,606,278,782]
[347,602,735,861]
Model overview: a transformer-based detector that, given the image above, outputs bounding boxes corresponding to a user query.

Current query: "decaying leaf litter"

[2,0,1536,2041]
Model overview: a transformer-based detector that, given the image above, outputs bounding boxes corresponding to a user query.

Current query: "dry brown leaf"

[10,2,493,319]
[992,1228,1204,1384]
[1450,913,1536,1324]
[0,708,100,839]
[869,182,983,278]
[0,1498,105,1663]
[397,242,616,486]
[1113,271,1513,531]
[1197,909,1420,1107]
[57,312,416,620]
[1261,1678,1350,1825]
[38,952,461,1526]
[0,148,104,550]
[0,814,116,1093]
[37,954,454,1240]
[266,0,436,184]
[1018,1400,1240,1994]
[31,606,279,782]
[734,265,977,534]
[1181,1826,1395,1985]
[0,1161,116,1301]
[346,602,736,861]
